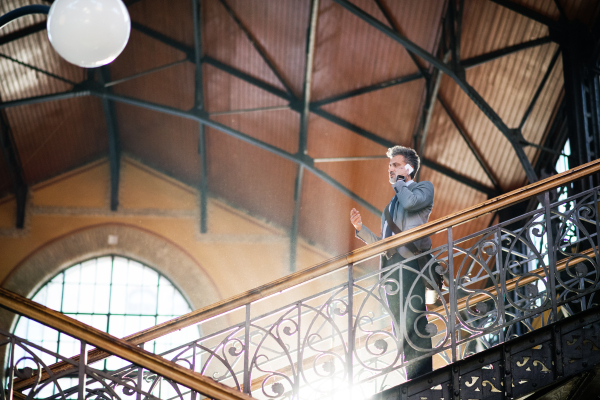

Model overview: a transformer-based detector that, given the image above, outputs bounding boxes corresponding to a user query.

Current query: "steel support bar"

[0,21,46,46]
[310,72,423,108]
[91,90,381,216]
[518,48,561,130]
[0,112,27,228]
[99,68,121,211]
[0,5,49,29]
[438,95,500,191]
[131,21,194,58]
[488,0,558,29]
[461,36,552,69]
[217,0,294,96]
[311,107,498,196]
[332,0,538,183]
[104,59,188,88]
[290,165,304,272]
[0,52,76,85]
[0,90,90,109]
[448,0,464,76]
[420,158,497,197]
[202,56,291,100]
[291,0,319,272]
[193,0,208,234]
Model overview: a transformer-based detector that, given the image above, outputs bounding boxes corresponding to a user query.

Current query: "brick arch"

[0,222,221,333]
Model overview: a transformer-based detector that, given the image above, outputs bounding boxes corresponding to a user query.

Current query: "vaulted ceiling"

[0,0,598,260]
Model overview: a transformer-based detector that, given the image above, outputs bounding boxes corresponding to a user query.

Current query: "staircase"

[1,159,600,400]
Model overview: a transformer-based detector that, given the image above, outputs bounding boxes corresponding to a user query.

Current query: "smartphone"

[406,164,414,175]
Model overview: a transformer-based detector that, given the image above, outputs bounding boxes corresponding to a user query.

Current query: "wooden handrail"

[13,158,600,392]
[0,288,251,400]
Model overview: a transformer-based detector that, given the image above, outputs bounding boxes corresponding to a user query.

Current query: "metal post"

[191,342,197,400]
[78,341,87,400]
[543,191,558,320]
[137,343,144,400]
[243,304,251,395]
[347,263,354,388]
[447,227,457,363]
[7,337,14,400]
[295,303,302,398]
[495,229,506,344]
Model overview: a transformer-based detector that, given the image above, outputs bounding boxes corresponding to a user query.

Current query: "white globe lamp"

[47,0,131,68]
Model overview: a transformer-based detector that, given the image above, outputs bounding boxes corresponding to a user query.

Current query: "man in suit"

[350,145,434,379]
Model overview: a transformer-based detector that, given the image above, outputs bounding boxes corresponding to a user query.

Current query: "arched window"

[13,255,196,371]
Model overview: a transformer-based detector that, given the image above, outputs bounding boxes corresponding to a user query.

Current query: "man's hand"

[350,208,363,231]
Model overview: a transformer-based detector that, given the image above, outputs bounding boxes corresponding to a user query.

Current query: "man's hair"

[386,145,420,179]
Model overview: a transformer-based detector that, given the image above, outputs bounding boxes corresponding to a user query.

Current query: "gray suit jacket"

[356,180,434,258]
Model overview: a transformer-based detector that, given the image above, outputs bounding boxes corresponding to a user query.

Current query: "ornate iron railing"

[6,160,600,400]
[0,288,251,400]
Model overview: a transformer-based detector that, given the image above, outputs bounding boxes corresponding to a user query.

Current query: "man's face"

[388,155,409,183]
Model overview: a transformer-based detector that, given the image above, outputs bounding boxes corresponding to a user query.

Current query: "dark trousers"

[382,253,433,380]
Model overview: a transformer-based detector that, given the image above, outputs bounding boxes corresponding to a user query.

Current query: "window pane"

[14,255,194,369]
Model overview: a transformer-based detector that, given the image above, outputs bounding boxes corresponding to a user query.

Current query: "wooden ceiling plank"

[217,0,295,97]
[310,71,423,108]
[332,0,539,183]
[488,0,558,29]
[438,94,500,191]
[518,48,561,131]
[461,36,552,69]
[203,56,290,100]
[374,0,430,78]
[131,21,194,58]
